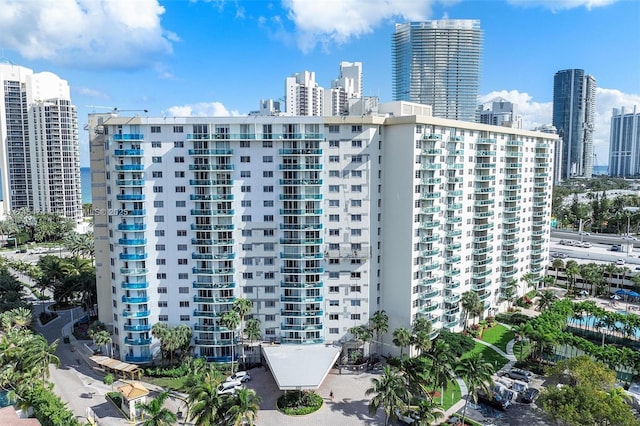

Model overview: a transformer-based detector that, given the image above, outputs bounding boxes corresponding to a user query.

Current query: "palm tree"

[564,260,580,292]
[136,390,177,426]
[187,368,225,425]
[370,310,389,357]
[460,291,482,328]
[151,323,170,363]
[536,290,558,312]
[551,258,565,285]
[21,334,60,382]
[425,340,456,397]
[365,366,410,426]
[350,324,373,362]
[455,353,495,423]
[232,298,253,368]
[64,232,94,258]
[411,317,433,355]
[91,329,113,356]
[244,318,261,343]
[8,307,32,330]
[413,399,444,426]
[392,327,412,357]
[223,388,262,426]
[520,272,537,297]
[221,310,241,373]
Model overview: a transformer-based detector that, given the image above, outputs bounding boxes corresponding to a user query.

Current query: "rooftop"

[262,344,341,390]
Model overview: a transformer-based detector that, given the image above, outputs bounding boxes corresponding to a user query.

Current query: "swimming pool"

[568,312,639,338]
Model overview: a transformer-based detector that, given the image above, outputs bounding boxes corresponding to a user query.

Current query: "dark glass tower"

[392,20,482,122]
[552,69,596,179]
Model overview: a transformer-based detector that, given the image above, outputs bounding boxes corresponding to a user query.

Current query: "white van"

[217,380,242,395]
[226,371,251,383]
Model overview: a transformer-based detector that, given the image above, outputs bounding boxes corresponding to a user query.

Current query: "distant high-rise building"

[0,62,82,222]
[285,71,324,116]
[609,106,640,177]
[324,62,363,116]
[552,69,596,179]
[392,20,482,122]
[478,98,522,129]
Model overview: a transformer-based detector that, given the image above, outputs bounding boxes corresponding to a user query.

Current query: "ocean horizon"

[81,167,91,204]
[593,165,609,176]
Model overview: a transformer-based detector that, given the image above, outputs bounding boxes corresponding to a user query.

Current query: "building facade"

[284,71,324,116]
[478,98,522,129]
[609,106,640,178]
[392,20,482,122]
[324,62,363,116]
[0,62,82,222]
[89,102,555,363]
[552,69,596,180]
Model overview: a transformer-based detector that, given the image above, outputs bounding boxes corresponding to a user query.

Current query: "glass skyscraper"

[552,69,596,179]
[392,20,482,122]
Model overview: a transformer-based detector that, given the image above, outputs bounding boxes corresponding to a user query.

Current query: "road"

[551,230,640,249]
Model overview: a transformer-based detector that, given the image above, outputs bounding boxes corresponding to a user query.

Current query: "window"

[240,156,251,163]
[329,258,339,264]
[329,314,339,320]
[243,258,253,266]
[329,200,339,207]
[265,301,276,308]
[156,259,166,265]
[179,301,190,308]
[153,186,163,193]
[156,244,166,251]
[329,170,340,177]
[265,314,275,321]
[152,171,163,178]
[178,273,188,279]
[159,315,168,322]
[351,214,362,221]
[152,156,162,163]
[176,200,186,207]
[242,215,252,222]
[241,186,251,193]
[154,215,164,222]
[243,286,254,293]
[174,141,184,148]
[329,286,339,293]
[329,271,339,279]
[264,272,275,279]
[151,141,161,148]
[329,215,339,222]
[350,272,361,279]
[329,185,340,192]
[155,230,165,237]
[351,155,363,163]
[177,244,187,251]
[350,314,361,320]
[262,156,273,163]
[351,300,361,306]
[157,273,166,279]
[351,229,362,236]
[329,140,339,147]
[263,186,273,193]
[351,170,362,177]
[240,141,250,148]
[151,126,161,133]
[174,156,184,163]
[329,300,339,306]
[350,285,361,292]
[351,200,362,207]
[173,125,183,133]
[329,243,340,250]
[264,200,274,207]
[180,315,190,321]
[351,125,362,132]
[158,287,168,294]
[175,186,186,193]
[241,200,252,208]
[351,185,362,192]
[329,328,339,334]
[177,230,187,236]
[240,171,251,178]
[243,272,254,279]
[242,230,252,237]
[264,229,274,236]
[175,171,185,178]
[154,201,164,208]
[352,140,362,147]
[158,301,168,307]
[264,243,274,251]
[262,141,273,148]
[328,125,339,133]
[264,286,275,293]
[264,215,274,222]
[329,229,339,236]
[176,215,187,222]
[329,155,340,163]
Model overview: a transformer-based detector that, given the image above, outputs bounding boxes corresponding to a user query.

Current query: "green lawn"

[513,341,532,361]
[435,379,461,411]
[462,342,509,370]
[144,376,189,391]
[480,324,515,353]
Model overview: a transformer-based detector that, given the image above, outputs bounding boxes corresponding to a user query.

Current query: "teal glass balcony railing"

[114,149,144,156]
[121,281,149,290]
[189,164,235,171]
[120,268,148,275]
[124,337,152,346]
[114,134,143,141]
[116,194,145,201]
[122,296,150,304]
[119,253,147,260]
[116,179,145,186]
[115,164,144,171]
[122,310,150,318]
[189,179,233,186]
[278,148,323,155]
[191,223,234,231]
[118,223,146,231]
[128,209,146,216]
[188,149,233,155]
[119,238,147,245]
[190,194,234,201]
[123,324,152,332]
[190,209,234,216]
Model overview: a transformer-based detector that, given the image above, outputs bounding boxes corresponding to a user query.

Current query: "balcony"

[280,310,324,317]
[124,337,152,346]
[191,223,235,231]
[476,150,496,157]
[114,149,144,156]
[118,223,146,231]
[191,253,236,260]
[477,163,496,169]
[122,295,150,304]
[194,296,235,303]
[279,193,323,200]
[502,258,518,266]
[125,355,152,363]
[446,230,462,237]
[114,134,143,141]
[280,267,324,274]
[193,282,236,289]
[422,177,442,184]
[280,295,324,303]
[278,148,323,155]
[419,192,441,200]
[279,179,323,186]
[420,206,441,214]
[115,164,144,171]
[420,235,440,243]
[474,199,495,207]
[193,310,222,318]
[122,310,151,318]
[191,209,235,216]
[445,281,460,290]
[192,268,235,275]
[444,294,461,303]
[116,179,145,186]
[280,323,323,331]
[419,304,440,314]
[128,209,146,216]
[194,339,236,346]
[476,175,495,181]
[446,255,461,264]
[121,281,149,290]
[472,247,492,255]
[473,223,494,231]
[119,253,148,260]
[423,134,442,140]
[420,221,441,229]
[279,252,323,259]
[120,268,148,275]
[280,281,323,289]
[420,277,440,286]
[449,149,464,156]
[420,248,441,257]
[422,148,442,155]
[445,269,461,277]
[123,324,152,332]
[472,269,492,279]
[190,194,234,201]
[474,211,493,219]
[447,190,463,197]
[119,238,147,246]
[189,164,235,171]
[279,209,323,215]
[446,203,463,211]
[501,270,518,278]
[279,223,322,230]
[188,149,234,156]
[474,187,495,194]
[278,164,323,170]
[446,242,461,251]
[189,179,233,186]
[419,263,440,272]
[192,238,234,245]
[421,163,442,170]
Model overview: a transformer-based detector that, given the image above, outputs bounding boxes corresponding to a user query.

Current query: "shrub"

[39,311,58,325]
[435,330,475,358]
[145,364,190,378]
[496,312,530,326]
[106,391,123,407]
[26,383,80,426]
[277,391,323,416]
[103,373,114,386]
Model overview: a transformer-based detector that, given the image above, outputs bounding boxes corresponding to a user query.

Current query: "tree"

[244,318,261,343]
[232,298,253,369]
[455,353,495,423]
[64,232,94,258]
[412,399,444,426]
[151,323,170,363]
[365,366,410,426]
[411,317,433,355]
[551,258,565,285]
[564,260,580,292]
[21,335,60,382]
[392,327,412,357]
[136,391,177,426]
[223,388,262,426]
[221,310,241,373]
[370,310,389,357]
[536,290,558,312]
[460,291,482,328]
[425,339,456,397]
[350,325,373,362]
[187,368,225,426]
[90,329,113,356]
[520,272,537,296]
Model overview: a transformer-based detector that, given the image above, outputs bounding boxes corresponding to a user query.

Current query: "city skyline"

[0,0,638,166]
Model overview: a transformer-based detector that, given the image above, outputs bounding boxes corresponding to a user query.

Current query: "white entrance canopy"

[262,344,341,390]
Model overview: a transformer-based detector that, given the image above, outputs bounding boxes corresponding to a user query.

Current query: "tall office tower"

[392,20,482,122]
[478,98,522,129]
[89,102,555,365]
[609,106,640,177]
[0,62,82,222]
[285,71,324,116]
[324,62,363,116]
[552,69,596,179]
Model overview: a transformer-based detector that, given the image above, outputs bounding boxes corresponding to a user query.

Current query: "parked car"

[521,387,540,403]
[217,380,243,395]
[505,368,533,383]
[559,240,568,245]
[226,371,251,383]
[616,259,626,266]
[579,231,590,236]
[581,242,592,248]
[611,245,621,252]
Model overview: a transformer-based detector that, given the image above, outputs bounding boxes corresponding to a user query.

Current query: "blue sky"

[0,0,639,166]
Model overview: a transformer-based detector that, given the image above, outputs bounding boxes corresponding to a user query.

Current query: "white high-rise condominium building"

[324,62,363,116]
[478,98,522,129]
[392,20,482,122]
[285,71,324,116]
[0,62,82,222]
[609,106,640,178]
[89,101,555,364]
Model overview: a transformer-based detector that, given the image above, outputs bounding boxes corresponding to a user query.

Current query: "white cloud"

[480,88,640,164]
[507,0,618,11]
[165,102,241,117]
[281,0,456,52]
[0,0,174,69]
[74,87,109,99]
